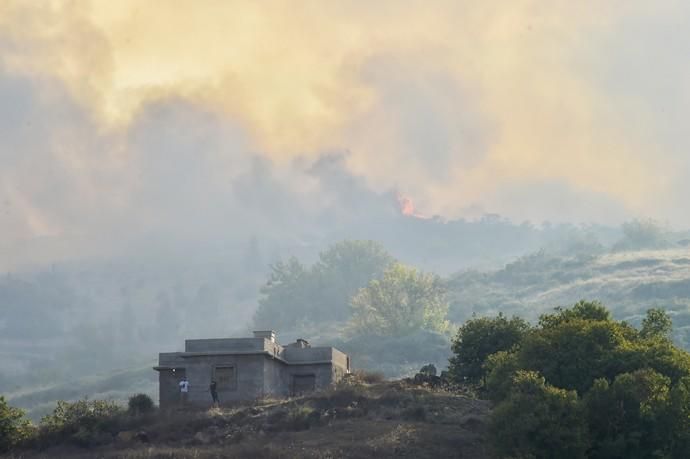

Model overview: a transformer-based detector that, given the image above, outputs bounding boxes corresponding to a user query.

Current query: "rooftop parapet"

[185,338,265,352]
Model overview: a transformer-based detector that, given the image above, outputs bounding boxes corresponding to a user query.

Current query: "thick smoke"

[3,0,690,250]
[0,62,412,271]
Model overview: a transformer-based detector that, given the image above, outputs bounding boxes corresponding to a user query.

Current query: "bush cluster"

[450,301,690,458]
[0,393,158,452]
[38,399,125,447]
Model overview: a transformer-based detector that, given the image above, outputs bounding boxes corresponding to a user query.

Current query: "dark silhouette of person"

[210,380,219,406]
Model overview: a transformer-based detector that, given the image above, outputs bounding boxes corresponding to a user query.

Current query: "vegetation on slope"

[447,248,690,349]
[5,366,157,423]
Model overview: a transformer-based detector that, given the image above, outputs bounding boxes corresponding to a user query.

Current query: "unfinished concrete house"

[154,331,350,409]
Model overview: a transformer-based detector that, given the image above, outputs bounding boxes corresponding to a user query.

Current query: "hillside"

[4,366,157,423]
[447,248,690,348]
[10,246,690,425]
[9,381,490,459]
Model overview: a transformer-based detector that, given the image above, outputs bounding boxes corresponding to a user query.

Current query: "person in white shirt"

[179,376,190,404]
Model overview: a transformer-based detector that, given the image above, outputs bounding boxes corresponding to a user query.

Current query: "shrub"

[0,396,33,452]
[484,350,520,401]
[286,405,319,431]
[490,371,589,459]
[39,399,124,447]
[128,393,155,416]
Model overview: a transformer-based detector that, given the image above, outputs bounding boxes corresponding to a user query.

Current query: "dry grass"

[9,381,491,459]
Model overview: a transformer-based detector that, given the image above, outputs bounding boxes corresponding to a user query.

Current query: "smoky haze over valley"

[2,1,690,435]
[4,1,690,268]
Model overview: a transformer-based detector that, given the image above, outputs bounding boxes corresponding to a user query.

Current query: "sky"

[1,0,690,268]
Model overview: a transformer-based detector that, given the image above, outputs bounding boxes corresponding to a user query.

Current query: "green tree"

[490,371,589,459]
[584,369,676,459]
[448,313,530,386]
[519,318,629,394]
[641,307,673,339]
[667,377,690,456]
[614,337,690,385]
[349,263,449,336]
[313,240,394,321]
[254,257,312,329]
[0,396,32,452]
[254,241,395,329]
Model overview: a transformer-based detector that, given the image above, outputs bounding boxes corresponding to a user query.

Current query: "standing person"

[179,376,190,405]
[209,380,219,407]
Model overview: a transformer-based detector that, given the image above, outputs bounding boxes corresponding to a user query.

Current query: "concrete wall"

[159,368,185,407]
[158,353,267,408]
[331,348,349,370]
[284,363,334,394]
[262,359,337,397]
[157,340,350,408]
[263,358,290,398]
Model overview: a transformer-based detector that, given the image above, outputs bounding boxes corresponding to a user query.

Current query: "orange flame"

[396,193,430,219]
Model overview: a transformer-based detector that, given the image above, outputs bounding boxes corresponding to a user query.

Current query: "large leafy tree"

[349,263,449,336]
[254,257,312,329]
[254,240,394,330]
[312,240,394,321]
[448,313,530,386]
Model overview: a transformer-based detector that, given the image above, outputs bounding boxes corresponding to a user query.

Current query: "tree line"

[254,240,449,337]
